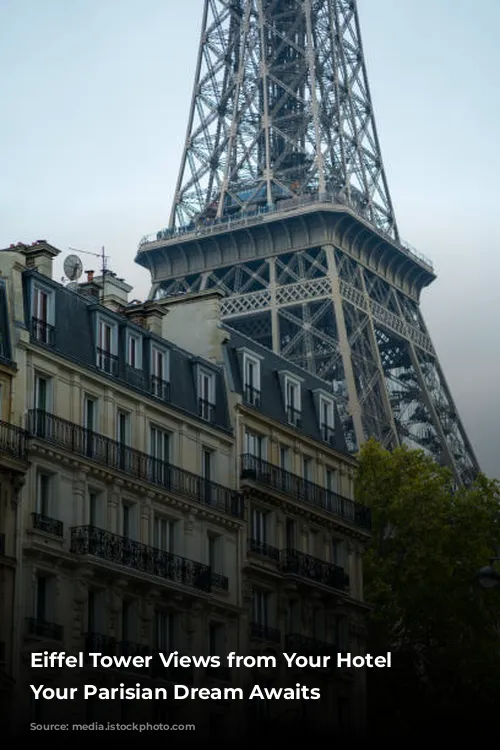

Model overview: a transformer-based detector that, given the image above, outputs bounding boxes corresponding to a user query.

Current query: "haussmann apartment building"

[0,240,371,738]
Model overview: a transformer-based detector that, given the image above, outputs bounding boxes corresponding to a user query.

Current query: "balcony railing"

[250,622,281,644]
[28,410,243,519]
[26,617,63,641]
[198,398,215,422]
[151,375,171,402]
[285,633,339,660]
[280,549,349,591]
[96,347,118,376]
[240,454,371,531]
[71,525,212,592]
[32,512,63,537]
[0,419,28,461]
[211,572,229,591]
[248,538,280,562]
[243,385,261,407]
[31,316,55,346]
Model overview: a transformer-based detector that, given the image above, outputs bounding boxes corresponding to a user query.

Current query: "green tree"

[355,439,500,738]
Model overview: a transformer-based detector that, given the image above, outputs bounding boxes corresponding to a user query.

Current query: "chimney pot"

[85,269,94,282]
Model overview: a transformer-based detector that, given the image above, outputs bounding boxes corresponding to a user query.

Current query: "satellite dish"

[64,254,83,281]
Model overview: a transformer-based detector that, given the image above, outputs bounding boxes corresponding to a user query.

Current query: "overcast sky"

[1,0,498,478]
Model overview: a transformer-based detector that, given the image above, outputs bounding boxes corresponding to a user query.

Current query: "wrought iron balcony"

[243,385,261,407]
[211,572,229,591]
[0,419,28,461]
[28,410,243,519]
[31,316,55,346]
[151,375,171,401]
[240,454,371,531]
[32,512,63,537]
[280,549,349,592]
[71,525,212,592]
[26,617,63,641]
[250,622,281,644]
[198,398,215,422]
[248,538,280,562]
[96,347,118,376]
[285,633,339,660]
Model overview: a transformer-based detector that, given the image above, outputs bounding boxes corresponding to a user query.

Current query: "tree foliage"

[356,439,500,737]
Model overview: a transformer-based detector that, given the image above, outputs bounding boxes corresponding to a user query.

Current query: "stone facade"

[0,242,371,738]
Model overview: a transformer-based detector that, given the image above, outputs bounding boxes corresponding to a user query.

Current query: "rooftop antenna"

[68,246,109,303]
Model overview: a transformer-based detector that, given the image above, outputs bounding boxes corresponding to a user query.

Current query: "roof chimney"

[86,270,94,282]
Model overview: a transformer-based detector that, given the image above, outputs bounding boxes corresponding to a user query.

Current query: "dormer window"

[127,332,142,370]
[320,396,335,444]
[151,345,170,401]
[285,375,302,427]
[96,316,118,375]
[31,284,55,346]
[242,351,262,407]
[198,368,215,422]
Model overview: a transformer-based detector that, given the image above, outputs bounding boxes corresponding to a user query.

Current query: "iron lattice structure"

[136,0,479,485]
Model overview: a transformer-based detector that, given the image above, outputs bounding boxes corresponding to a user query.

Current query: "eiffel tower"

[136,0,479,485]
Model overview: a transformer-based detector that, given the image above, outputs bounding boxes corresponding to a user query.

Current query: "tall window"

[285,377,301,425]
[154,517,175,553]
[306,529,318,556]
[243,354,261,406]
[320,397,334,442]
[331,538,346,569]
[35,374,50,412]
[198,369,215,420]
[122,504,132,539]
[87,590,104,635]
[0,382,3,421]
[84,396,97,456]
[288,600,299,634]
[208,534,223,573]
[117,411,130,470]
[252,590,268,627]
[286,518,295,549]
[36,472,51,516]
[155,611,173,651]
[127,334,141,369]
[244,430,264,460]
[150,426,170,484]
[121,601,131,642]
[33,287,49,323]
[36,576,48,622]
[303,456,312,482]
[251,508,267,543]
[202,449,212,482]
[89,491,99,527]
[209,623,224,656]
[87,590,96,633]
[151,347,169,399]
[97,319,117,374]
[32,287,53,343]
[279,445,289,470]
